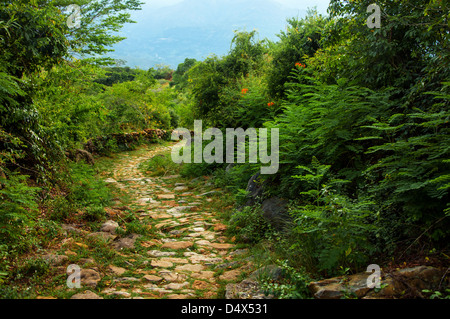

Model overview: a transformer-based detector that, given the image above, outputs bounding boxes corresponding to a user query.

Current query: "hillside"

[110,0,306,68]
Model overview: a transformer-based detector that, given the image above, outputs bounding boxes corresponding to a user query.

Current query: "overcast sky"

[141,0,330,14]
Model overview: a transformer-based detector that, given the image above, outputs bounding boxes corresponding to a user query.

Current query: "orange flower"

[241,88,249,94]
[267,102,275,107]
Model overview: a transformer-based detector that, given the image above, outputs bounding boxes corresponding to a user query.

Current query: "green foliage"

[186,30,269,128]
[233,74,278,129]
[0,0,448,295]
[178,137,224,178]
[98,137,120,155]
[68,162,110,203]
[0,271,7,285]
[47,195,74,222]
[422,289,450,299]
[0,126,25,168]
[34,61,106,150]
[266,9,327,98]
[34,60,175,153]
[186,55,227,127]
[0,172,40,250]
[172,92,196,129]
[0,1,68,78]
[94,66,143,86]
[0,1,69,180]
[289,158,377,274]
[174,2,449,278]
[57,0,143,65]
[180,161,219,179]
[268,76,394,198]
[0,0,182,296]
[140,153,180,177]
[228,206,273,244]
[149,64,173,80]
[66,162,112,221]
[0,71,25,109]
[171,58,197,90]
[214,164,258,195]
[118,212,151,236]
[260,260,312,299]
[361,82,450,245]
[100,77,172,132]
[222,30,267,79]
[325,0,449,92]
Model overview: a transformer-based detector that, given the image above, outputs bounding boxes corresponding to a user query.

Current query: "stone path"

[71,143,252,299]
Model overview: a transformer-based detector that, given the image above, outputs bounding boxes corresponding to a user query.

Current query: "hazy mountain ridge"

[109,0,306,68]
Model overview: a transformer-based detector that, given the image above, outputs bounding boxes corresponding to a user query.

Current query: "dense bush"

[266,10,327,99]
[186,30,269,128]
[179,0,449,280]
[0,173,40,251]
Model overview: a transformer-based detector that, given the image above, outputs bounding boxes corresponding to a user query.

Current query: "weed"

[140,153,180,176]
[260,260,312,299]
[228,206,273,244]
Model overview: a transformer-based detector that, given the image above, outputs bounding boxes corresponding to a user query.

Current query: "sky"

[141,0,331,14]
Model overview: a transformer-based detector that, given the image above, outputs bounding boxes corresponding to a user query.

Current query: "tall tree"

[55,0,143,65]
[0,0,142,176]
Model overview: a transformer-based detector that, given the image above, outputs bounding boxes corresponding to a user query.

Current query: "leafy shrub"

[180,161,219,179]
[289,158,377,275]
[0,172,40,251]
[422,289,450,300]
[47,196,75,222]
[361,83,450,245]
[16,257,50,279]
[66,162,111,221]
[228,206,273,243]
[266,10,327,99]
[260,260,312,299]
[266,75,394,199]
[213,163,259,204]
[171,58,197,91]
[233,74,278,129]
[116,212,152,236]
[186,31,268,128]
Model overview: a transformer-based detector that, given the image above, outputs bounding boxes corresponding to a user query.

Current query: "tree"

[0,1,68,78]
[266,9,328,98]
[0,0,142,176]
[186,55,226,126]
[186,31,268,128]
[0,1,69,176]
[171,58,197,90]
[222,30,267,79]
[94,66,138,86]
[56,0,143,65]
[149,64,174,81]
[323,0,449,94]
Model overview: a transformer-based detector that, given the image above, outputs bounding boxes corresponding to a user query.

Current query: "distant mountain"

[108,0,306,69]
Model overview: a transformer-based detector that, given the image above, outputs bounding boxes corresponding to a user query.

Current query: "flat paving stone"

[175,264,206,273]
[161,241,194,250]
[151,260,173,268]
